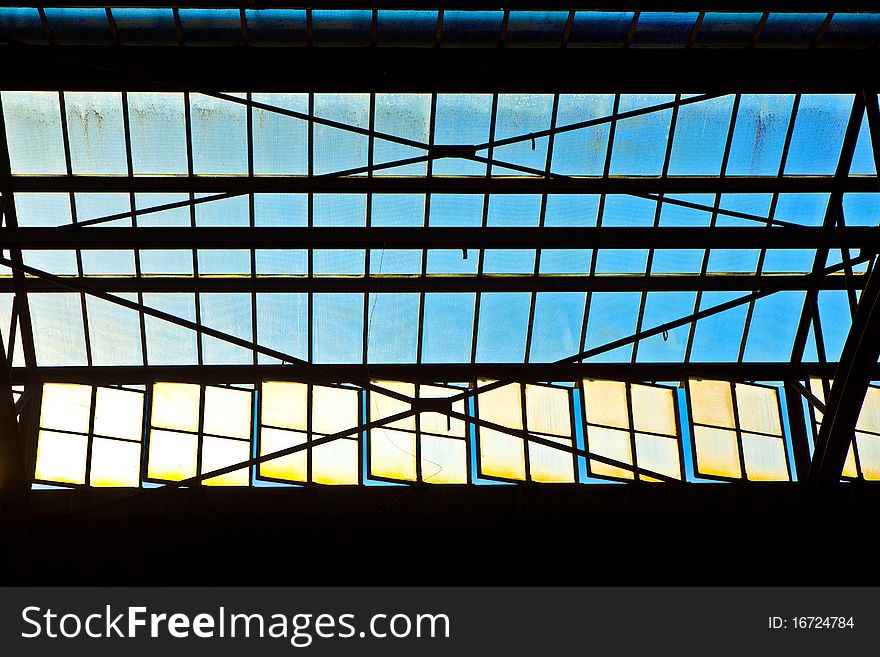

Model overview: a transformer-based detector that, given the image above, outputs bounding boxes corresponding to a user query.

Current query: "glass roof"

[0,9,878,48]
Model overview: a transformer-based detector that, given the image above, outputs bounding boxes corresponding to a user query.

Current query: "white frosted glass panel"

[40,383,92,434]
[476,380,523,430]
[631,385,677,436]
[201,436,250,486]
[64,92,127,174]
[693,425,741,478]
[369,380,416,431]
[312,437,359,485]
[151,382,200,432]
[261,381,308,431]
[587,426,633,480]
[370,427,417,482]
[90,437,141,487]
[312,385,359,435]
[259,428,307,482]
[855,432,880,480]
[741,433,789,481]
[35,430,88,485]
[479,427,526,481]
[856,387,880,434]
[735,383,782,435]
[525,385,572,437]
[690,379,736,429]
[2,91,66,174]
[147,429,198,481]
[421,434,468,484]
[635,433,681,481]
[528,436,575,483]
[203,386,252,440]
[583,379,629,429]
[93,388,143,441]
[127,92,188,175]
[419,384,467,438]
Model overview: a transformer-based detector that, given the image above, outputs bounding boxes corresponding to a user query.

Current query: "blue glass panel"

[45,8,111,45]
[817,291,852,361]
[255,250,308,276]
[190,93,248,174]
[255,293,308,364]
[539,249,593,274]
[785,94,853,175]
[475,293,530,363]
[312,9,372,46]
[370,249,422,275]
[758,13,828,48]
[313,294,364,363]
[426,250,478,275]
[650,249,704,274]
[0,8,46,44]
[658,194,715,226]
[727,95,795,176]
[143,293,198,365]
[491,94,554,175]
[743,291,806,361]
[377,10,437,46]
[1,91,67,175]
[505,11,569,47]
[690,292,748,362]
[594,249,649,274]
[667,96,736,175]
[244,9,307,45]
[314,193,366,227]
[135,193,193,275]
[551,95,614,175]
[433,94,492,175]
[842,193,880,227]
[695,13,763,48]
[113,8,177,44]
[75,193,130,227]
[774,193,829,225]
[252,93,309,175]
[15,193,72,227]
[821,13,880,48]
[631,12,699,48]
[428,194,484,226]
[421,293,475,363]
[178,9,241,45]
[850,110,877,175]
[200,293,253,364]
[441,11,503,47]
[254,194,308,227]
[583,292,641,362]
[374,93,431,175]
[366,293,420,363]
[568,12,634,47]
[86,295,142,366]
[609,95,675,175]
[602,195,656,226]
[29,294,87,366]
[636,292,697,362]
[196,194,250,275]
[762,249,816,273]
[544,195,601,226]
[529,292,586,362]
[313,93,369,175]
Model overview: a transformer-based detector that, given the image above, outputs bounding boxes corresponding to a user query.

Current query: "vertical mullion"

[184,92,203,366]
[307,93,314,367]
[625,383,638,482]
[247,92,258,367]
[84,385,97,486]
[730,382,748,480]
[196,385,206,485]
[416,93,437,367]
[632,93,680,363]
[362,92,375,368]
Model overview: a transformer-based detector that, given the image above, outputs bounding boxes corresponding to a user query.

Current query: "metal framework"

[1,5,879,493]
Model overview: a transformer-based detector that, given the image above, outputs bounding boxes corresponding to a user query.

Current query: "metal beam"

[1,47,878,93]
[0,334,24,490]
[8,362,851,386]
[0,273,862,294]
[4,175,875,194]
[2,226,878,250]
[2,2,874,10]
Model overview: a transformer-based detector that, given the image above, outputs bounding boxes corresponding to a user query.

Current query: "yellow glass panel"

[203,386,252,440]
[151,382,200,432]
[421,435,468,484]
[370,427,417,482]
[369,380,416,431]
[201,436,250,486]
[34,430,88,485]
[693,425,741,478]
[741,433,789,481]
[419,384,467,438]
[689,379,735,429]
[856,387,880,434]
[259,427,307,482]
[312,436,359,485]
[525,384,572,437]
[528,435,575,483]
[90,437,141,487]
[476,379,523,430]
[634,432,682,481]
[261,381,308,431]
[312,385,359,435]
[582,379,629,429]
[587,426,633,480]
[147,429,198,481]
[40,383,92,434]
[843,443,858,478]
[479,427,526,480]
[631,384,677,436]
[735,383,782,436]
[93,387,143,441]
[855,432,880,480]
